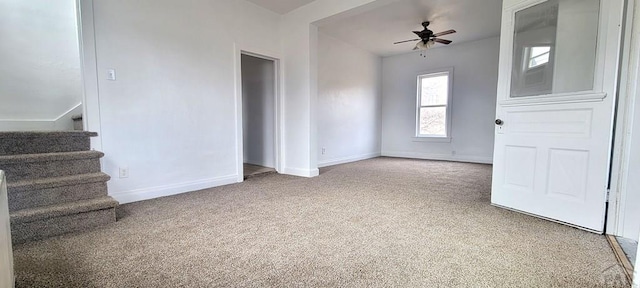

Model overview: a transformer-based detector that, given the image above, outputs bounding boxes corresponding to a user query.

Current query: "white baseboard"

[283,167,320,178]
[110,175,239,204]
[381,151,493,164]
[318,152,381,168]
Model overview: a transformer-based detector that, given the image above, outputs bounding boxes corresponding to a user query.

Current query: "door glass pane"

[511,0,600,98]
[420,74,448,106]
[419,107,446,136]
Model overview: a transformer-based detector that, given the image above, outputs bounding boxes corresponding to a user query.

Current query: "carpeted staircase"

[0,131,118,244]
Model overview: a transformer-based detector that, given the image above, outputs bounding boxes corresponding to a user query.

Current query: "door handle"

[495,119,504,126]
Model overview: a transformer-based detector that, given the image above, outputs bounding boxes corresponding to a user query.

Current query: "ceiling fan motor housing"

[414,21,434,42]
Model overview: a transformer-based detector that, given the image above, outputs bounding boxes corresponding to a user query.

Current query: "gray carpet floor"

[12,157,629,287]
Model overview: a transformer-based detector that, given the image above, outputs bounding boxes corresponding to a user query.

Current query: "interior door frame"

[492,0,626,232]
[233,45,284,182]
[77,0,103,151]
[608,0,640,237]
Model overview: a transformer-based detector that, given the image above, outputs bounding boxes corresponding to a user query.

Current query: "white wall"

[0,104,82,132]
[242,54,276,168]
[317,33,382,167]
[92,0,281,203]
[54,104,83,131]
[620,85,640,240]
[280,0,391,177]
[87,0,392,202]
[381,37,500,163]
[280,20,318,177]
[0,0,82,130]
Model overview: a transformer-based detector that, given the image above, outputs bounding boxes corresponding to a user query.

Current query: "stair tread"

[0,150,104,164]
[8,172,111,192]
[10,196,118,224]
[0,131,97,138]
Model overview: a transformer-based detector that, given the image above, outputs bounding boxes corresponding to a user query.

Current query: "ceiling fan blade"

[433,38,452,45]
[433,29,457,37]
[393,38,421,45]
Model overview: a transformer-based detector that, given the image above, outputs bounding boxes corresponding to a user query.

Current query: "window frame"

[415,68,454,141]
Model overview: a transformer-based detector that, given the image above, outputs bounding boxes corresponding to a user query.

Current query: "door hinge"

[606,189,611,203]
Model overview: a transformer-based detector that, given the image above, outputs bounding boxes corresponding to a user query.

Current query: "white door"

[491,0,625,232]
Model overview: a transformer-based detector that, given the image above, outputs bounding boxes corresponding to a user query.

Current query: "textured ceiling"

[245,0,317,14]
[318,0,503,56]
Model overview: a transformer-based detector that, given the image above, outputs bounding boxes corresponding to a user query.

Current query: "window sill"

[412,136,452,143]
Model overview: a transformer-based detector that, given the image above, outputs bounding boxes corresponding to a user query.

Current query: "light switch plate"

[107,69,116,81]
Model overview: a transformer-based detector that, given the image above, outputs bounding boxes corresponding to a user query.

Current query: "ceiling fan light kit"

[414,40,435,50]
[415,40,435,57]
[393,21,456,57]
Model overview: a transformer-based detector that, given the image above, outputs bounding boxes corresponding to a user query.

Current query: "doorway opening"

[240,54,278,179]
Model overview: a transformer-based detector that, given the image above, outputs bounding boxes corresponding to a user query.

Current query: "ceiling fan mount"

[393,21,456,54]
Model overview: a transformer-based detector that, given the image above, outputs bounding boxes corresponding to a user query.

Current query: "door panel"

[546,148,590,201]
[493,100,616,231]
[507,109,593,137]
[503,145,537,192]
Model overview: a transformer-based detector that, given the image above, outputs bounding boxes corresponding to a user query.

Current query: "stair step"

[8,173,111,211]
[0,131,96,155]
[10,199,117,244]
[0,151,103,182]
[11,208,115,244]
[11,196,117,224]
[10,196,118,244]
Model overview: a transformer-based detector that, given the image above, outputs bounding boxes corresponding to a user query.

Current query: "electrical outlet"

[322,147,326,155]
[451,150,456,156]
[119,167,129,178]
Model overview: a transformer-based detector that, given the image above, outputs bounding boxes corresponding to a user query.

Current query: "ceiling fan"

[394,21,456,55]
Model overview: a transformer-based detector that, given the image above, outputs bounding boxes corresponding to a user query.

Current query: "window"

[416,70,452,138]
[526,46,551,69]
